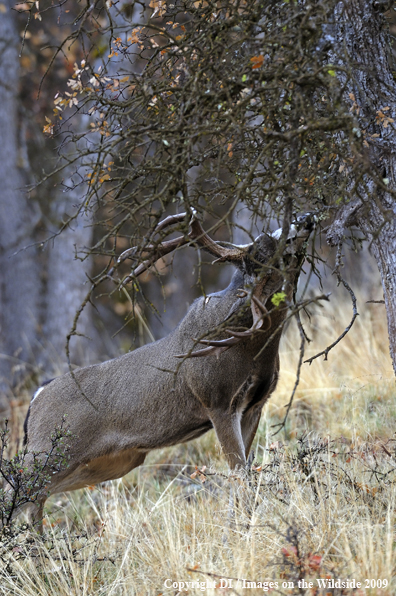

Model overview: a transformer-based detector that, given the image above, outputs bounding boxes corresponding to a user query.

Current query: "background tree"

[0,0,40,410]
[0,0,97,413]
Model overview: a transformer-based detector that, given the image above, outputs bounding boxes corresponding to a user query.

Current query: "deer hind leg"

[18,449,147,532]
[47,449,147,494]
[25,498,46,534]
[1,496,47,535]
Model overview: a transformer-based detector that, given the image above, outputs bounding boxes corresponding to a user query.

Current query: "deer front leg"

[209,410,251,531]
[209,410,246,470]
[241,407,262,461]
[241,367,279,460]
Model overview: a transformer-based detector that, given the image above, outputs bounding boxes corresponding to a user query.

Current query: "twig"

[272,315,306,436]
[304,244,358,365]
[65,285,98,411]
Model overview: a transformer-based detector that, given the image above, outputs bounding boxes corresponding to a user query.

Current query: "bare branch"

[272,317,306,436]
[305,244,359,365]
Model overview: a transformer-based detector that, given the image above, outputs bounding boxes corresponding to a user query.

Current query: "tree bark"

[0,4,97,409]
[0,0,40,408]
[329,0,396,375]
[43,170,95,370]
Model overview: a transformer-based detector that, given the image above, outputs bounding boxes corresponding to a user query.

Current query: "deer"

[18,211,313,529]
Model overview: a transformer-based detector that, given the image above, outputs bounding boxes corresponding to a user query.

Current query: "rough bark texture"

[0,5,96,407]
[328,0,396,375]
[368,222,396,365]
[0,0,40,407]
[43,173,95,371]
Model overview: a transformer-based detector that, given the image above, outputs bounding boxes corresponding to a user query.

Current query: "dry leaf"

[308,554,322,571]
[250,55,264,69]
[269,441,280,451]
[282,546,297,557]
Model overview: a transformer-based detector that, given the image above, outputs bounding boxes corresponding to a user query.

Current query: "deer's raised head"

[180,212,314,358]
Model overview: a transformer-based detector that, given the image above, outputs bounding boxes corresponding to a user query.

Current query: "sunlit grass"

[271,289,394,442]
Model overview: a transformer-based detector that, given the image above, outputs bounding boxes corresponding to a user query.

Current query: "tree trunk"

[368,222,396,373]
[43,170,95,370]
[0,0,40,408]
[0,4,98,410]
[329,0,396,375]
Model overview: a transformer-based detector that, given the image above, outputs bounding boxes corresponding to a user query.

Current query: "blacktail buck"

[20,212,313,527]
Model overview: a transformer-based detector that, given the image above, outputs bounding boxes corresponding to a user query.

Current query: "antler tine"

[113,211,248,285]
[178,313,269,358]
[176,337,239,359]
[176,330,255,359]
[116,213,188,267]
[188,218,246,262]
[130,236,189,279]
[250,280,274,332]
[112,213,190,284]
[193,336,242,347]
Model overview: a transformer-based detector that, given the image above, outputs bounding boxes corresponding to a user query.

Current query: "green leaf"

[327,69,336,77]
[242,74,247,82]
[271,292,287,307]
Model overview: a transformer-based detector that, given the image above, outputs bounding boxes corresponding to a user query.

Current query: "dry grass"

[1,292,395,595]
[271,289,394,442]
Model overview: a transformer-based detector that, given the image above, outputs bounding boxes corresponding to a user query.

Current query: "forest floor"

[0,292,395,595]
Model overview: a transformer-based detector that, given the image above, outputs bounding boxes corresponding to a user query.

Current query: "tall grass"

[1,292,395,595]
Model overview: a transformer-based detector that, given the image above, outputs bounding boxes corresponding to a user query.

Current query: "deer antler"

[116,213,187,266]
[188,218,246,262]
[113,212,278,358]
[114,211,247,286]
